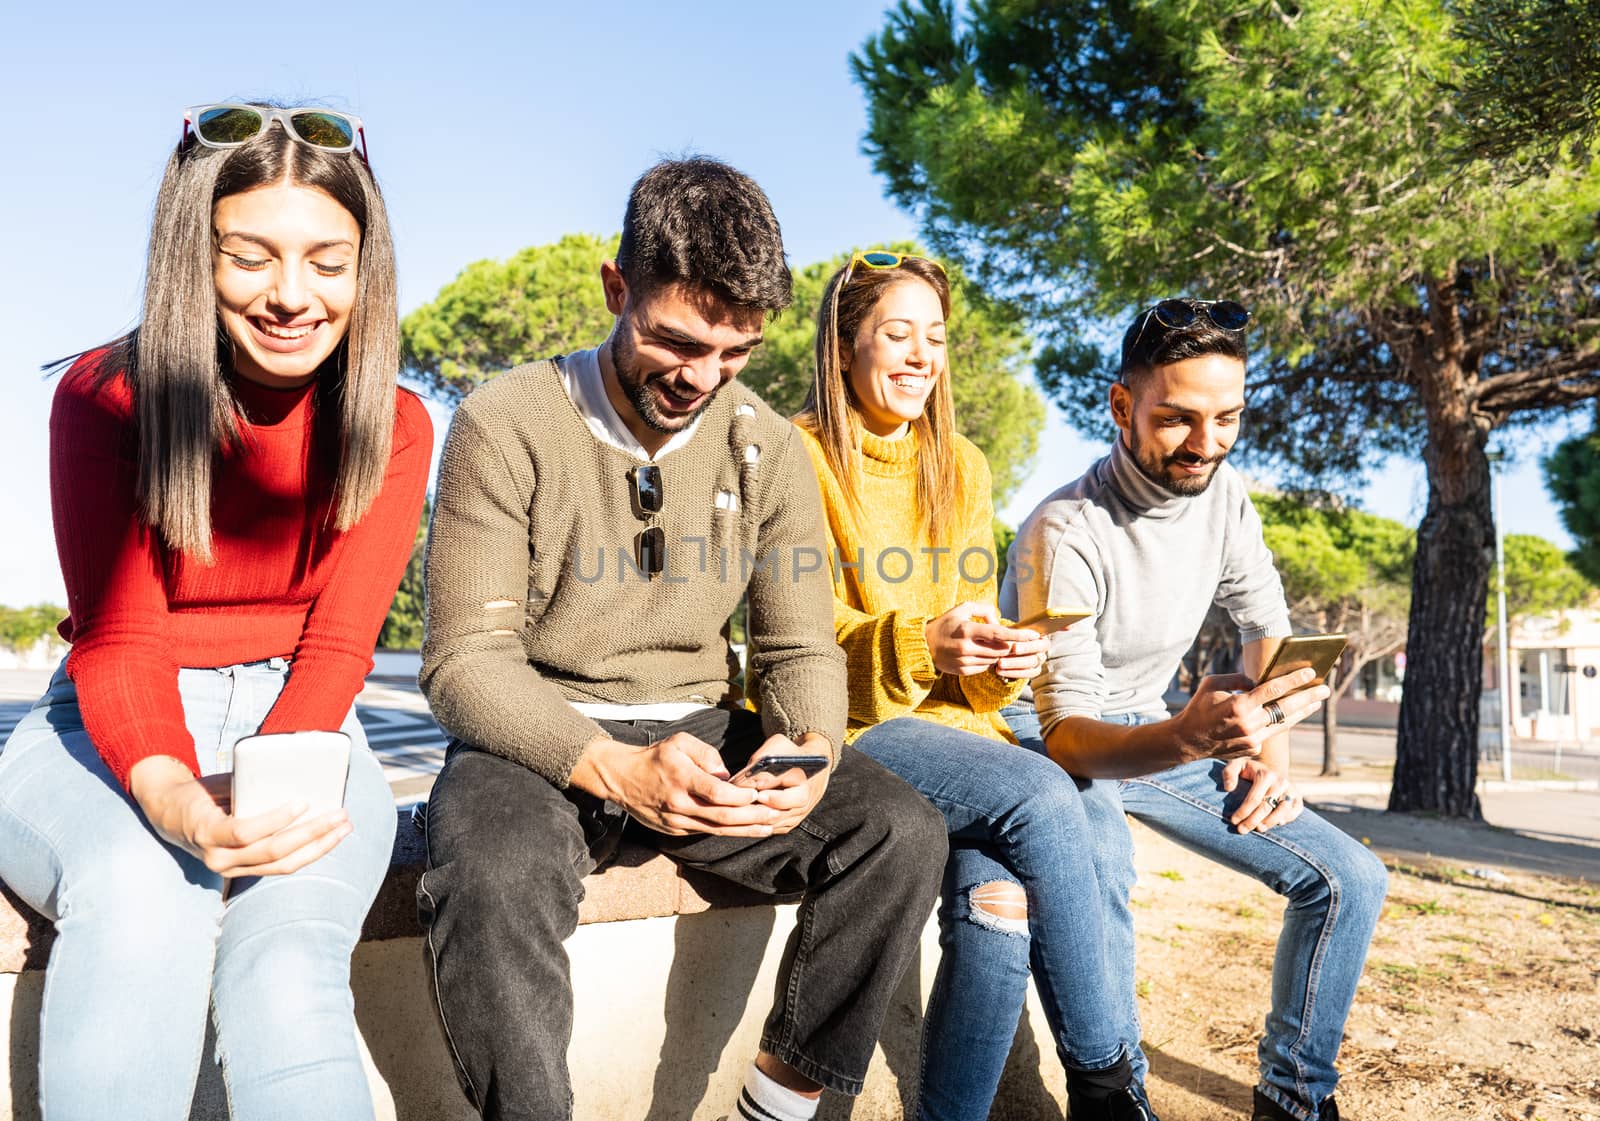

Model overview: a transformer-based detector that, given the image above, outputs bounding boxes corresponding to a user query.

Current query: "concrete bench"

[1,810,1072,1121]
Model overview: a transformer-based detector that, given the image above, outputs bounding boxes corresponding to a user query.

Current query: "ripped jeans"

[853,717,1123,1121]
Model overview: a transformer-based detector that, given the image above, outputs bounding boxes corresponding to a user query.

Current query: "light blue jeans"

[0,659,395,1121]
[853,717,1124,1121]
[1003,700,1388,1121]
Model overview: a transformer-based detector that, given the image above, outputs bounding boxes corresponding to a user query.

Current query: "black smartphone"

[731,754,829,786]
[1259,633,1349,687]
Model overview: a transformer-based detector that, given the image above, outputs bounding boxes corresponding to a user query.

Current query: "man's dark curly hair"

[616,156,793,314]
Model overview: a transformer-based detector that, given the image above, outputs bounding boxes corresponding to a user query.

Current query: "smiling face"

[845,277,947,438]
[1112,353,1247,496]
[598,261,766,453]
[212,180,361,389]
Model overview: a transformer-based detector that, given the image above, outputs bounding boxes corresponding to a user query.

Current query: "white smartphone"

[231,731,351,822]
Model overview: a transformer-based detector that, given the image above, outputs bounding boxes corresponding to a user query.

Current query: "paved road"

[1,660,1594,865]
[0,664,446,807]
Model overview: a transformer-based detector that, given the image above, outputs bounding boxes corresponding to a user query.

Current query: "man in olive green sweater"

[417,157,945,1121]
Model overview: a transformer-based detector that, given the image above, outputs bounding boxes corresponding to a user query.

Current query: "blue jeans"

[1003,700,1388,1121]
[853,717,1123,1121]
[0,659,396,1121]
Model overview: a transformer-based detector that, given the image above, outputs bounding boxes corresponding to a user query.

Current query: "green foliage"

[1544,423,1600,584]
[993,518,1016,589]
[378,498,430,650]
[741,240,1046,504]
[1452,0,1600,172]
[1257,496,1414,618]
[1494,533,1595,626]
[1255,496,1412,685]
[0,605,65,653]
[403,233,1047,506]
[402,234,620,402]
[853,0,1600,482]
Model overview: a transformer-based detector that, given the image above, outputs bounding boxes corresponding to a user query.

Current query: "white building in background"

[1498,609,1600,743]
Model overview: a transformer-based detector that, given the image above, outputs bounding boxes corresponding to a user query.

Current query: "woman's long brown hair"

[796,255,959,546]
[96,110,399,562]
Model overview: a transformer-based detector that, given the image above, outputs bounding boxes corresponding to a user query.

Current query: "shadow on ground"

[1312,801,1599,882]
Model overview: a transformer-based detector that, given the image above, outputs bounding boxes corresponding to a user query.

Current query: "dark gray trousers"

[418,706,946,1120]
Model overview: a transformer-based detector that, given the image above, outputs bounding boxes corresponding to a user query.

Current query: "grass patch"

[1374,962,1449,982]
[1407,900,1454,916]
[1155,869,1185,882]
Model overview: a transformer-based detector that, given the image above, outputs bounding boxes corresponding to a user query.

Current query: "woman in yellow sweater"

[794,253,1154,1121]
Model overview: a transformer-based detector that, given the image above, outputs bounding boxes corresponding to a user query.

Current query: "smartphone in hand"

[730,754,828,787]
[1014,606,1094,635]
[1259,633,1349,688]
[231,731,351,822]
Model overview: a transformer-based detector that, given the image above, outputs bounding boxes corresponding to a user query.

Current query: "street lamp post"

[1490,451,1513,783]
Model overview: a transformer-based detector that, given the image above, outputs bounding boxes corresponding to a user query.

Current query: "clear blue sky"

[0,0,1578,606]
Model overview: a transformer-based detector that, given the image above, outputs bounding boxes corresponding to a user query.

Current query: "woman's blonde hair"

[796,255,959,545]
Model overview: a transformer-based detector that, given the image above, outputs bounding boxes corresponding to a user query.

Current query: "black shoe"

[1252,1088,1340,1121]
[1066,1073,1161,1121]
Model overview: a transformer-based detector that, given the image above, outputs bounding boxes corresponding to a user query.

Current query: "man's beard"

[609,333,719,434]
[1129,427,1228,497]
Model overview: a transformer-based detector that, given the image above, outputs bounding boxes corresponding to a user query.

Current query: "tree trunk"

[1390,291,1492,819]
[1321,679,1341,777]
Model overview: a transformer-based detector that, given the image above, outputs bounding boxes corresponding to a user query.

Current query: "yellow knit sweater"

[795,424,1023,744]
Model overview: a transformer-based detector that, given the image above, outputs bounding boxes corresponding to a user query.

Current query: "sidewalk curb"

[1302,778,1599,798]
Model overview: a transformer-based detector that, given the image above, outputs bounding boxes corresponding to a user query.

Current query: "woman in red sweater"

[0,105,430,1120]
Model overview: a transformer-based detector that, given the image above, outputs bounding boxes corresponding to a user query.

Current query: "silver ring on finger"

[1266,793,1286,809]
[1264,699,1286,726]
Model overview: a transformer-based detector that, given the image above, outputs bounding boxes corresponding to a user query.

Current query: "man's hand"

[1222,757,1304,834]
[568,734,782,837]
[1169,668,1328,763]
[737,733,832,835]
[129,755,352,878]
[926,602,1044,677]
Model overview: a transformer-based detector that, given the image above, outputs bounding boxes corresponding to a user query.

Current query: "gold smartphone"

[1014,606,1095,635]
[1259,633,1348,686]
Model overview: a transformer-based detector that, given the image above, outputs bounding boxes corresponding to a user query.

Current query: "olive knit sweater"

[794,424,1023,744]
[421,359,847,786]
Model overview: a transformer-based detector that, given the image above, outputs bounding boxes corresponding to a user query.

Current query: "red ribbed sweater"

[50,350,432,789]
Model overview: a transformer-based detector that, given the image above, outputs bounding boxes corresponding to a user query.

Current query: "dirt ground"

[1072,802,1600,1121]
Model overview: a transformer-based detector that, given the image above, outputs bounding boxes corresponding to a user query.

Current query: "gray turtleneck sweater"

[998,438,1291,736]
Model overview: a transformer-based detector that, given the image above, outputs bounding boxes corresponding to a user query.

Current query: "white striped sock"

[732,1063,819,1121]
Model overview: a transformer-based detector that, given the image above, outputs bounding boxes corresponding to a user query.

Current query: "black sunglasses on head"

[1141,298,1251,333]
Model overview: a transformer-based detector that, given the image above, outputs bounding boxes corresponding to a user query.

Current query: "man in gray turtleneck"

[999,300,1387,1121]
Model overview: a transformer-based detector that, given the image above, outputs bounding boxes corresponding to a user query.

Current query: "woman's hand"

[128,755,352,878]
[925,602,1044,677]
[991,631,1051,680]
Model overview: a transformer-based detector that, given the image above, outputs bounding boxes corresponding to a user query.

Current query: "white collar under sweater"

[558,345,703,461]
